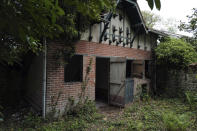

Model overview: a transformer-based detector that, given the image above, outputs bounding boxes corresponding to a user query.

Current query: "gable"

[81,0,157,51]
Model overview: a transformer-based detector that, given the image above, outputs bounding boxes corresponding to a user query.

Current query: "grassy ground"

[0,98,197,131]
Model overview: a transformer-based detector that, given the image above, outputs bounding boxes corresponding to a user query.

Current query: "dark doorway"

[95,57,110,103]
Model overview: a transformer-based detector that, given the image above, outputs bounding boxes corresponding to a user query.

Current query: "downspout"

[42,37,47,118]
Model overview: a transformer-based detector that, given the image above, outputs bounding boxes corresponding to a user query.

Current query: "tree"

[141,10,161,28]
[155,38,197,69]
[0,0,113,65]
[0,0,65,65]
[179,8,197,38]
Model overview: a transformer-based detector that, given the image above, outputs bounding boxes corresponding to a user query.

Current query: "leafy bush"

[155,38,197,69]
[22,112,42,128]
[162,111,191,131]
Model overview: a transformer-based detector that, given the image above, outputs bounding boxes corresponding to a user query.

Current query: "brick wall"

[46,41,151,114]
[46,42,96,114]
[76,41,151,60]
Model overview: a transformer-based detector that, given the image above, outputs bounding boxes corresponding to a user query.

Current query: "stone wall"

[157,66,197,97]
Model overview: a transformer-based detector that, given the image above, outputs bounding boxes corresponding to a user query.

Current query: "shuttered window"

[64,55,83,82]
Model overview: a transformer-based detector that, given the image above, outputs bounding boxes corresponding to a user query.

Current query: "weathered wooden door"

[109,57,126,106]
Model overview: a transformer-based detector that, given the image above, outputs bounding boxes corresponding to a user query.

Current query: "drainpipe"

[42,37,47,118]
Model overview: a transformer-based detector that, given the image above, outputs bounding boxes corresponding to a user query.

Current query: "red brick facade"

[76,41,151,60]
[46,41,151,114]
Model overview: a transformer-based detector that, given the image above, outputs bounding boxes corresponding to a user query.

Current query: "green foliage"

[155,38,197,69]
[0,0,64,65]
[134,84,150,101]
[2,98,197,130]
[0,0,114,65]
[185,91,197,110]
[181,36,197,51]
[0,0,160,65]
[162,111,191,131]
[22,112,42,128]
[65,99,98,123]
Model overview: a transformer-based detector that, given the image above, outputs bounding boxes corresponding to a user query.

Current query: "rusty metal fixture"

[112,25,118,33]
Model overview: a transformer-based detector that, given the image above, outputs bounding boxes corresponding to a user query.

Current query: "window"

[64,55,83,82]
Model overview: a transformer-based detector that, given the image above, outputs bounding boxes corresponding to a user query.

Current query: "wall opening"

[95,57,110,103]
[64,55,83,82]
[126,60,133,78]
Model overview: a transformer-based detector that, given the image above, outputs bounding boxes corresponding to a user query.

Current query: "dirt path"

[96,101,124,121]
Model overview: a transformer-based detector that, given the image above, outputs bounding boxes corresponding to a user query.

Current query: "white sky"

[138,0,197,36]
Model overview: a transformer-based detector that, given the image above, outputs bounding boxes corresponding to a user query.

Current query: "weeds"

[162,111,191,131]
[185,91,197,110]
[1,98,197,130]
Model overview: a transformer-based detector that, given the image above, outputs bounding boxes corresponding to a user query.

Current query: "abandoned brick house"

[1,0,164,117]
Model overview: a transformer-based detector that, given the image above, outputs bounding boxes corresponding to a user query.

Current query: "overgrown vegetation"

[155,37,197,69]
[2,98,197,130]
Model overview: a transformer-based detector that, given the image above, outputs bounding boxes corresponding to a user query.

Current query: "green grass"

[1,98,197,131]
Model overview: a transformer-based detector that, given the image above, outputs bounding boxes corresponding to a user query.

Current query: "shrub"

[22,112,42,128]
[155,38,197,69]
[162,111,191,131]
[65,98,98,122]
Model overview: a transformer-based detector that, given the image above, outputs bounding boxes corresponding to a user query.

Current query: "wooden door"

[109,57,126,106]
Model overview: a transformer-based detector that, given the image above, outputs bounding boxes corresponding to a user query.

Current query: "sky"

[138,0,197,36]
